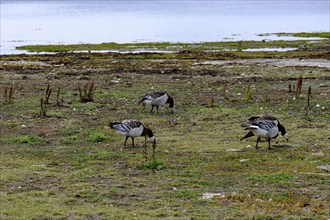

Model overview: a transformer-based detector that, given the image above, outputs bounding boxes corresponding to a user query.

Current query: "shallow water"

[1,0,329,54]
[242,48,297,52]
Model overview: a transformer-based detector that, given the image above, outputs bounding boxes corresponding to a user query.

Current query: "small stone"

[311,151,324,156]
[226,148,243,152]
[316,165,330,172]
[239,159,249,163]
[246,145,256,150]
[202,192,225,200]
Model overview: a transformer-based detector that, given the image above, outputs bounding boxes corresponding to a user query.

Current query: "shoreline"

[1,32,329,55]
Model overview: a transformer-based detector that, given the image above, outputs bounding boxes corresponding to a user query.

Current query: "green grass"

[7,134,46,145]
[0,40,329,219]
[258,31,330,38]
[15,32,330,56]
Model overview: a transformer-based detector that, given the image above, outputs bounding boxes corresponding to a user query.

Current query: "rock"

[246,145,256,150]
[311,151,324,156]
[239,159,249,163]
[316,165,330,172]
[202,192,225,200]
[111,80,120,84]
[226,148,243,152]
[319,83,329,87]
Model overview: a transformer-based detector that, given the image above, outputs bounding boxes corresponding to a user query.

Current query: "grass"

[0,38,329,219]
[7,134,46,145]
[15,32,330,56]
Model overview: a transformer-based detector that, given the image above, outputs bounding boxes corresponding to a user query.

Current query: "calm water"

[1,0,329,54]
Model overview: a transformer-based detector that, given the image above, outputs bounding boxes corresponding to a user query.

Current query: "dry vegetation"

[0,45,329,219]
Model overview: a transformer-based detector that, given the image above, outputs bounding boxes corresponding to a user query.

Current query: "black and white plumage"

[109,120,156,147]
[138,90,174,113]
[240,115,288,150]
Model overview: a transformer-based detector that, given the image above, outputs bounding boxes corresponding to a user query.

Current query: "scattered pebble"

[316,103,320,108]
[239,159,249,163]
[202,192,225,200]
[246,145,256,150]
[319,83,329,87]
[311,151,324,156]
[316,165,330,172]
[226,148,243,152]
[21,125,27,128]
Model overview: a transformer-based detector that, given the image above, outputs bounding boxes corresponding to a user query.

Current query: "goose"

[138,90,174,113]
[109,119,156,147]
[240,115,288,150]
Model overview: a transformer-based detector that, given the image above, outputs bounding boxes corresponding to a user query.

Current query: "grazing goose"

[138,90,174,113]
[109,119,156,147]
[240,115,288,150]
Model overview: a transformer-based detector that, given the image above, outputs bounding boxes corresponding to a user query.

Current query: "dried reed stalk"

[296,75,303,98]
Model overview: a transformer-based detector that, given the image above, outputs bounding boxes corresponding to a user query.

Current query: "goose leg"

[131,137,135,147]
[124,136,129,146]
[268,138,272,150]
[156,106,159,113]
[151,105,155,113]
[255,137,261,149]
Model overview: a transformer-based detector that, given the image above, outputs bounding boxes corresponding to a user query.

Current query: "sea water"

[1,0,329,54]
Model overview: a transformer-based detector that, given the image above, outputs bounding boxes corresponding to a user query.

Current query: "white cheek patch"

[283,133,289,140]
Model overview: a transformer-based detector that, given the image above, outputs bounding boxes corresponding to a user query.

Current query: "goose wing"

[110,120,143,132]
[251,120,277,131]
[138,91,166,104]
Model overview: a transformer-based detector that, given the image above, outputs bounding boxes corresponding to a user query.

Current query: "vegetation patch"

[0,35,329,219]
[258,31,330,38]
[7,134,46,146]
[137,159,165,171]
[88,133,109,142]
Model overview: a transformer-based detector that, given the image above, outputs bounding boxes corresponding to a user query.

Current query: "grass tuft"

[137,159,165,171]
[8,134,46,145]
[88,133,109,142]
